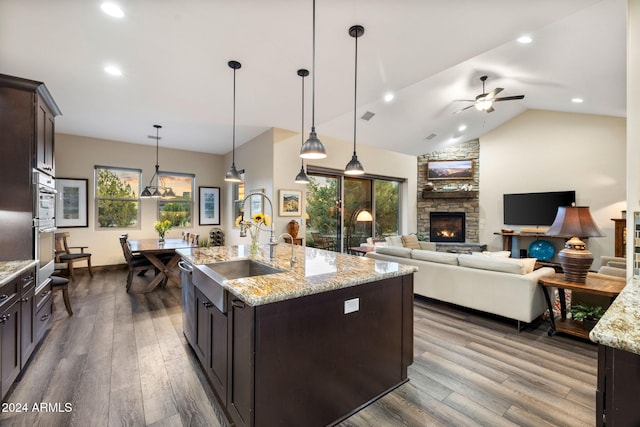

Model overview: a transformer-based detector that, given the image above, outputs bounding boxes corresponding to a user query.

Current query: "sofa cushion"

[418,241,437,251]
[476,250,511,258]
[411,249,459,265]
[458,254,537,275]
[385,235,404,247]
[401,235,421,249]
[376,246,412,258]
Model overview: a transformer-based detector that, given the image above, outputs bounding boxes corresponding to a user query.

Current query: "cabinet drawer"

[0,278,19,311]
[34,280,52,311]
[34,295,53,341]
[20,268,36,291]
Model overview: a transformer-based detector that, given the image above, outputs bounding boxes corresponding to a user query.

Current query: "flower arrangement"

[235,212,272,254]
[154,220,173,241]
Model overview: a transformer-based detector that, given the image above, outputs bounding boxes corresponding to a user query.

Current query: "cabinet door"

[227,297,254,427]
[194,288,210,366]
[209,301,228,402]
[36,96,55,175]
[0,301,21,399]
[20,285,36,367]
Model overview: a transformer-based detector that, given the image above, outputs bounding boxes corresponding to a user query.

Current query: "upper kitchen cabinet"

[0,73,61,181]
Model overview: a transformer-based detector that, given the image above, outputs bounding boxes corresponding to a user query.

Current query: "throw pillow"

[401,235,421,249]
[411,249,459,265]
[418,241,437,251]
[376,246,412,258]
[385,235,404,247]
[479,250,511,258]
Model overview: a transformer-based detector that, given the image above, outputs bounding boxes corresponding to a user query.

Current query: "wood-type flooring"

[0,268,597,426]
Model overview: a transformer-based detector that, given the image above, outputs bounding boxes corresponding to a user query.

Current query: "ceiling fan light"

[225,163,243,182]
[300,129,327,159]
[475,99,493,111]
[345,154,365,175]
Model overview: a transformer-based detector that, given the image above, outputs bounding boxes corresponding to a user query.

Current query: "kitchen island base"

[185,272,414,427]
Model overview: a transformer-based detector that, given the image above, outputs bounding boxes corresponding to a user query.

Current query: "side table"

[538,273,626,339]
[348,246,375,256]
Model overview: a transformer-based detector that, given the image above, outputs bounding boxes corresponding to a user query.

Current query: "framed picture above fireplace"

[427,159,474,180]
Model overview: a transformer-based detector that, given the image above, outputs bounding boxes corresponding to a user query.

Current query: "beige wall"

[479,110,626,265]
[628,0,639,276]
[56,133,225,266]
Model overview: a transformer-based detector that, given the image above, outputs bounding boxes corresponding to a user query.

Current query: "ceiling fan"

[454,75,525,114]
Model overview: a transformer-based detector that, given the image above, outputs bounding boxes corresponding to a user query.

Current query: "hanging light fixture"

[141,124,175,198]
[299,0,327,160]
[295,69,311,184]
[224,60,243,182]
[344,25,365,175]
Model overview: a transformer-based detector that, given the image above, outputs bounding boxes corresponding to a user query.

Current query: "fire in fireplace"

[430,212,466,243]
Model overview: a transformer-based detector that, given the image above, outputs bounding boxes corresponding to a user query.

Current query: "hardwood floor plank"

[137,341,179,425]
[108,384,146,427]
[443,392,521,427]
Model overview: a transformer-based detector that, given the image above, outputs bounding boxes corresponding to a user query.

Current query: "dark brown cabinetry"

[0,266,49,400]
[184,270,413,427]
[597,344,640,426]
[0,74,61,262]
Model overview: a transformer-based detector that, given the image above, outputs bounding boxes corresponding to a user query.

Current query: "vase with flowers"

[236,212,272,255]
[154,220,173,243]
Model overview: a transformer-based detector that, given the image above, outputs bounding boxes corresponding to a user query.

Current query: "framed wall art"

[199,186,221,225]
[55,178,89,228]
[278,189,302,216]
[426,159,474,180]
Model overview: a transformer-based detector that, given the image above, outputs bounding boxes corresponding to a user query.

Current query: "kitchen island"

[590,277,640,426]
[177,244,416,427]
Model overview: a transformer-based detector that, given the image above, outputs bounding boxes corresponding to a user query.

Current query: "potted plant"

[570,304,606,331]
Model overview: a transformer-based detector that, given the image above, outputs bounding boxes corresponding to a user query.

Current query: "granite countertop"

[0,260,38,286]
[590,276,640,355]
[177,244,417,306]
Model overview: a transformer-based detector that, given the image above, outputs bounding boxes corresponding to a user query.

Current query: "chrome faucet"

[239,191,276,255]
[270,233,297,267]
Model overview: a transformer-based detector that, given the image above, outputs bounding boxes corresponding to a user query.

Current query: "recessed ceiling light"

[458,124,467,132]
[572,97,584,103]
[517,35,533,44]
[384,92,394,102]
[101,2,124,18]
[104,65,122,76]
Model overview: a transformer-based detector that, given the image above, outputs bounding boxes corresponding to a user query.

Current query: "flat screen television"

[503,190,576,226]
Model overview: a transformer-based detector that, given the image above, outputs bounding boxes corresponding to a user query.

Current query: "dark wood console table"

[538,273,626,339]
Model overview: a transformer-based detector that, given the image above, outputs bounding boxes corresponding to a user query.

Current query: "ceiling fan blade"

[494,95,525,102]
[453,99,476,103]
[485,87,503,100]
[453,105,475,114]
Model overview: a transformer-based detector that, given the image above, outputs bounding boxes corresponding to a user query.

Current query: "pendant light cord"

[301,72,305,166]
[311,0,316,131]
[232,66,237,165]
[353,30,358,156]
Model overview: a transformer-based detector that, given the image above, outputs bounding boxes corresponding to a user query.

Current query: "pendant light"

[344,25,365,175]
[224,60,243,182]
[141,124,175,198]
[294,69,311,184]
[299,0,327,160]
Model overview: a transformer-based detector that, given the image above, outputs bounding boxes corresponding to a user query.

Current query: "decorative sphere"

[424,182,435,191]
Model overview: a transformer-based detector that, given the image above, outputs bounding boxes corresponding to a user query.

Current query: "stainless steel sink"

[193,260,283,313]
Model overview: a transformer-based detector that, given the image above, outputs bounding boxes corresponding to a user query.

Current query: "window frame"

[157,171,195,228]
[94,165,142,230]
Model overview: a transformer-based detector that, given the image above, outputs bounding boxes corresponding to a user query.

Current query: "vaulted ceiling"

[0,0,626,156]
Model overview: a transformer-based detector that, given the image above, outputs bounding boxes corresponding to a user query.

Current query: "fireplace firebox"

[430,212,465,243]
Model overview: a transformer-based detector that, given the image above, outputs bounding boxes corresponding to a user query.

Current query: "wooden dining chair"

[55,232,93,281]
[119,234,154,292]
[182,231,190,241]
[190,233,199,246]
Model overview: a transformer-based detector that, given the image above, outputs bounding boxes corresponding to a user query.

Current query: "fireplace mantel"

[422,190,478,199]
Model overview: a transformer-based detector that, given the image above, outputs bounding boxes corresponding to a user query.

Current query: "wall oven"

[34,171,56,287]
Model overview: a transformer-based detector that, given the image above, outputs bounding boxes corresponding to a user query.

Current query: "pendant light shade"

[344,25,365,176]
[224,60,243,183]
[300,0,327,160]
[294,69,311,184]
[141,124,175,198]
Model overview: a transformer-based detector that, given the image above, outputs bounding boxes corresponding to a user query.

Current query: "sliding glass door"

[305,170,401,253]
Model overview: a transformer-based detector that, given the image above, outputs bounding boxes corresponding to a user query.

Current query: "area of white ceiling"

[0,0,626,156]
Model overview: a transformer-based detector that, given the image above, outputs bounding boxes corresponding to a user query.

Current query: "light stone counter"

[590,276,640,355]
[0,260,38,286]
[177,244,417,306]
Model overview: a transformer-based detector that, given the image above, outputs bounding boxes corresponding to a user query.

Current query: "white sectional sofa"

[366,246,556,327]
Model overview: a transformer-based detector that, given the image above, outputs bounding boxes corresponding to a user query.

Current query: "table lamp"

[546,205,604,282]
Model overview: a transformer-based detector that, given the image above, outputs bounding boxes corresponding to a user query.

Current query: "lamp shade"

[546,206,604,238]
[356,210,373,222]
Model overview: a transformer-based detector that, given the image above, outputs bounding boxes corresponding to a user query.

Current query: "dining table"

[127,238,197,292]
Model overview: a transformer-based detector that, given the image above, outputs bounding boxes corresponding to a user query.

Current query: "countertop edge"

[590,276,640,355]
[0,260,38,286]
